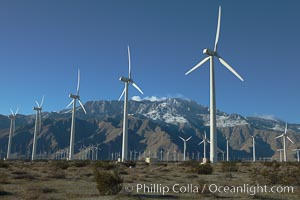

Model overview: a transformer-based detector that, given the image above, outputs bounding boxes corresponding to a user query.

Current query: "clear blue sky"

[0,0,299,123]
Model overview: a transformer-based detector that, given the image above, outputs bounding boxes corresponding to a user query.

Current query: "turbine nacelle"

[8,115,16,119]
[33,107,42,111]
[119,76,132,83]
[203,48,216,56]
[69,93,79,99]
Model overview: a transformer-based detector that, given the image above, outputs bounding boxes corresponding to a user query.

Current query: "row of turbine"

[5,68,87,161]
[6,5,237,163]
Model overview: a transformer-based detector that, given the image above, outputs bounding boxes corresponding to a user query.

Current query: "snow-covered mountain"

[0,98,299,161]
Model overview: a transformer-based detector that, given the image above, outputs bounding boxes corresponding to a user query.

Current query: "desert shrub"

[73,160,91,168]
[47,169,66,179]
[197,180,213,197]
[11,170,27,175]
[94,169,123,195]
[221,161,239,172]
[179,160,199,168]
[23,186,58,200]
[0,186,11,196]
[122,161,136,168]
[94,161,117,170]
[0,172,10,184]
[262,160,280,168]
[51,160,69,170]
[0,161,9,168]
[223,172,233,180]
[195,163,213,175]
[251,163,300,185]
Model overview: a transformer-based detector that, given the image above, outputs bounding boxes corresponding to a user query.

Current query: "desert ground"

[0,160,299,200]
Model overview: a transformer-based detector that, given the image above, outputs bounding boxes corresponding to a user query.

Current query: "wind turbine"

[118,46,144,162]
[6,108,18,160]
[292,149,300,162]
[32,96,44,161]
[226,136,229,161]
[275,123,294,162]
[66,69,87,160]
[185,6,244,163]
[277,149,284,162]
[198,131,210,161]
[251,136,256,162]
[179,136,192,161]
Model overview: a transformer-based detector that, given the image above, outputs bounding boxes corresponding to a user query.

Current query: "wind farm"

[0,1,300,199]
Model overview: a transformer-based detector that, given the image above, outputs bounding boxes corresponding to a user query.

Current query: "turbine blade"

[66,99,74,109]
[13,120,15,134]
[186,136,192,141]
[179,136,184,141]
[185,56,210,75]
[207,140,211,144]
[284,123,287,134]
[78,99,87,114]
[132,82,144,94]
[39,111,42,133]
[15,108,19,115]
[287,136,294,144]
[118,87,126,101]
[214,6,221,52]
[40,95,45,107]
[198,141,204,145]
[275,134,284,139]
[218,57,244,81]
[128,46,131,79]
[77,69,80,95]
[35,101,40,107]
[10,108,14,115]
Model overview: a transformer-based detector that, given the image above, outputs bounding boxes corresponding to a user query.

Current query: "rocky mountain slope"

[0,98,299,161]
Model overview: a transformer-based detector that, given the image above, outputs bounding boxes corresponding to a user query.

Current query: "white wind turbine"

[185,6,244,163]
[118,46,144,162]
[179,136,192,161]
[292,149,300,162]
[32,96,44,160]
[198,131,210,161]
[277,149,284,162]
[226,136,229,161]
[251,136,256,162]
[66,69,87,160]
[275,123,294,162]
[6,108,18,160]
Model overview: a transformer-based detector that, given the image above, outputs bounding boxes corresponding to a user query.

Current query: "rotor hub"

[203,48,216,56]
[69,93,79,99]
[33,107,42,111]
[119,76,132,83]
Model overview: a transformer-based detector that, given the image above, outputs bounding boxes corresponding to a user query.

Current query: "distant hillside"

[0,98,299,161]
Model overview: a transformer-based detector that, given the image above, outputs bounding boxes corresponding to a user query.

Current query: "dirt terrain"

[0,160,299,200]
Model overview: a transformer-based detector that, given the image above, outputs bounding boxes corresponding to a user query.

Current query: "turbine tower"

[118,46,144,162]
[185,6,244,163]
[66,69,87,160]
[226,136,229,161]
[6,108,18,160]
[32,96,44,160]
[179,136,192,161]
[277,149,284,162]
[251,136,256,162]
[292,149,300,162]
[275,123,294,162]
[198,131,210,162]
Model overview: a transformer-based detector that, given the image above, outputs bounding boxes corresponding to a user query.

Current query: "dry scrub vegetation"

[0,160,299,200]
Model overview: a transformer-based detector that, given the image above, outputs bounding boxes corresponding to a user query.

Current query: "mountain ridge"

[0,98,299,161]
